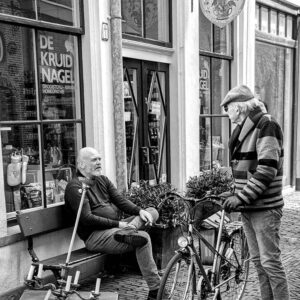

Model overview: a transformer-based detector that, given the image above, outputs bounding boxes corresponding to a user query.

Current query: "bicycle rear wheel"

[218,227,250,300]
[157,252,196,300]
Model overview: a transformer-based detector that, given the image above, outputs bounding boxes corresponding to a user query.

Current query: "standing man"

[64,147,161,300]
[220,85,289,300]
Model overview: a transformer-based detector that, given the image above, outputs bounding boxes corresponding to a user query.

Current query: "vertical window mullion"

[34,29,47,208]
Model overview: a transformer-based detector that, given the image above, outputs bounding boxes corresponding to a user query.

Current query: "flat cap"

[220,85,254,107]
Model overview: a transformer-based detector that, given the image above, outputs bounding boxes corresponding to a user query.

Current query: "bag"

[20,184,42,209]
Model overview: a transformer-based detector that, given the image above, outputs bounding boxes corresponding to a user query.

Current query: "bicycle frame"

[177,199,245,296]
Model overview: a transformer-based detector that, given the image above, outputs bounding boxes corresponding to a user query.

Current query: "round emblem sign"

[200,0,246,28]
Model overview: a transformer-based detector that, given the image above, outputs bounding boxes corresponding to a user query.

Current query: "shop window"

[255,42,294,186]
[199,56,230,171]
[121,0,171,45]
[0,0,81,27]
[255,3,296,187]
[0,22,83,220]
[199,2,232,172]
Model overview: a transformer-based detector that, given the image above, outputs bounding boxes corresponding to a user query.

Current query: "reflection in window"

[199,6,212,52]
[0,0,35,19]
[255,41,294,185]
[37,0,80,26]
[0,23,37,121]
[121,0,170,43]
[0,0,80,26]
[214,26,231,55]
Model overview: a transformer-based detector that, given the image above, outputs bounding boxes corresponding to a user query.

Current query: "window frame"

[0,0,84,34]
[122,0,172,48]
[0,11,86,222]
[199,21,233,171]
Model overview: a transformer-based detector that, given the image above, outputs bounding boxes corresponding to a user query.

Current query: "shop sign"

[200,0,246,28]
[39,34,75,95]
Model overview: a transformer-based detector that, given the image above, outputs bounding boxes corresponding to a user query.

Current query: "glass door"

[123,59,169,188]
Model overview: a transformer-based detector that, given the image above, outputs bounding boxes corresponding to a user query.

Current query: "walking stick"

[65,178,91,268]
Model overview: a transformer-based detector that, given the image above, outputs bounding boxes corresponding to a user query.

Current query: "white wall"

[82,0,117,183]
[231,0,256,89]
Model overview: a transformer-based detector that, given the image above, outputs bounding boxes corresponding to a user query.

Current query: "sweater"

[229,107,284,210]
[64,174,141,241]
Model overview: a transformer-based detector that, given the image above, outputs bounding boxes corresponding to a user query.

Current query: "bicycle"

[157,192,250,300]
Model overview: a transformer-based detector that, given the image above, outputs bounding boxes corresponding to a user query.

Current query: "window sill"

[122,39,175,63]
[0,226,24,247]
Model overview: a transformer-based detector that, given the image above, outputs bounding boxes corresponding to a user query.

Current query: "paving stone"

[81,192,300,299]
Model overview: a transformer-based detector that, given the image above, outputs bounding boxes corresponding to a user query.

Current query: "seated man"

[64,147,160,300]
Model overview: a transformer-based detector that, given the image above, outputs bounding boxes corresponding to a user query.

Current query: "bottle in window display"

[7,153,22,186]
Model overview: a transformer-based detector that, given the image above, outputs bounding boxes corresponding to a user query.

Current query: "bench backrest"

[16,205,72,237]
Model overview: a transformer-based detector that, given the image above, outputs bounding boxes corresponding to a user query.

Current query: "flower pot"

[149,224,182,270]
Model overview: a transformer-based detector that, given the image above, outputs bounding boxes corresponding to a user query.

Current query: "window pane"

[212,117,230,167]
[199,56,211,114]
[145,0,169,42]
[214,25,231,55]
[199,5,212,52]
[261,7,268,33]
[124,68,140,186]
[270,10,277,35]
[286,16,293,39]
[278,13,285,37]
[0,0,35,19]
[255,5,259,30]
[43,123,81,167]
[0,23,37,121]
[38,31,81,120]
[37,0,80,26]
[255,41,294,185]
[211,58,229,114]
[43,123,81,204]
[1,124,42,213]
[122,0,143,37]
[200,117,211,171]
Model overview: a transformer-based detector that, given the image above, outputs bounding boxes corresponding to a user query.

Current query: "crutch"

[62,178,91,278]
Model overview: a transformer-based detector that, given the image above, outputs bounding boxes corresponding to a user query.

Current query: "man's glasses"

[224,105,228,112]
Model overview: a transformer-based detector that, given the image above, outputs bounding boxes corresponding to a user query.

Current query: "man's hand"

[223,196,243,213]
[139,209,153,226]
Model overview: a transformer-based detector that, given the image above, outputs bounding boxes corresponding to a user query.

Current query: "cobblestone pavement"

[81,192,300,299]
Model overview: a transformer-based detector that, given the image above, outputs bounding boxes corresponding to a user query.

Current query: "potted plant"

[123,180,188,269]
[186,166,234,199]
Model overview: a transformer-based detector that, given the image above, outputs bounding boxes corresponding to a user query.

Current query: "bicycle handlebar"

[159,191,245,212]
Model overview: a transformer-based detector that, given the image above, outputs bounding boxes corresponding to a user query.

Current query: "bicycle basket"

[190,198,222,231]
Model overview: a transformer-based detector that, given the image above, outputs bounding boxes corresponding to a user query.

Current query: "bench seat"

[16,205,107,281]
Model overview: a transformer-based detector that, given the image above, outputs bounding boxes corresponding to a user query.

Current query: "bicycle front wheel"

[218,227,250,300]
[157,252,196,300]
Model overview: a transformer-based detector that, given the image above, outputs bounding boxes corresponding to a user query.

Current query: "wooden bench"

[16,205,107,282]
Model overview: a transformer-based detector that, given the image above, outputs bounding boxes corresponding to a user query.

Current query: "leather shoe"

[113,227,148,247]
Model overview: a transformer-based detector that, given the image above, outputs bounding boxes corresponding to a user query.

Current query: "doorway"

[123,59,170,187]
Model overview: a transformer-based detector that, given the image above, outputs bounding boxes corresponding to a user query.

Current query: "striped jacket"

[230,107,284,210]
